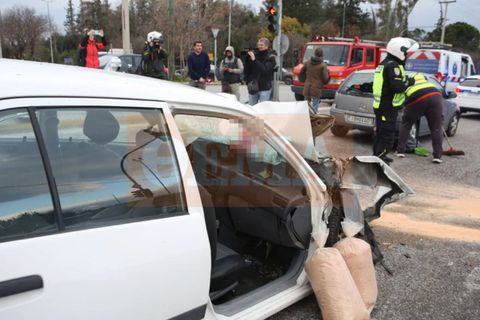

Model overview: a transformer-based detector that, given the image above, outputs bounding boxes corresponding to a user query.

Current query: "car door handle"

[0,275,44,298]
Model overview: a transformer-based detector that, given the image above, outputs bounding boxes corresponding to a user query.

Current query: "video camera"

[239,48,258,62]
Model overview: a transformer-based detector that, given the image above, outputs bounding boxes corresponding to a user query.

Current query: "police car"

[0,59,412,320]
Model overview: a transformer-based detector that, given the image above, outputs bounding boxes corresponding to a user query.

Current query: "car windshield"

[303,44,349,66]
[460,79,480,87]
[339,72,373,97]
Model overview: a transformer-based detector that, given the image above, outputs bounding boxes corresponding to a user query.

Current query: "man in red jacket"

[79,29,107,68]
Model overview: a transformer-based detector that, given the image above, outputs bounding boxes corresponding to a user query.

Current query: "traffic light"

[266,2,278,34]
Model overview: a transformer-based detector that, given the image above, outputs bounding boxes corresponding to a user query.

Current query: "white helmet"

[147,31,163,43]
[386,37,419,61]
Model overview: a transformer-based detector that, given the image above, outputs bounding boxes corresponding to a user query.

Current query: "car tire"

[446,113,460,137]
[294,93,304,101]
[284,77,292,85]
[330,125,349,137]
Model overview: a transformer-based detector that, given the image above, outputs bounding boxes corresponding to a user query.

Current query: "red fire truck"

[291,36,384,100]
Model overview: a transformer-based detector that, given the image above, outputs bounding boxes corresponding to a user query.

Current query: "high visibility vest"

[405,73,436,97]
[372,64,406,109]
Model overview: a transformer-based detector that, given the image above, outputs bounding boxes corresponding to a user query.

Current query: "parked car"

[330,69,461,143]
[99,53,142,73]
[282,68,293,85]
[0,59,412,320]
[453,75,480,113]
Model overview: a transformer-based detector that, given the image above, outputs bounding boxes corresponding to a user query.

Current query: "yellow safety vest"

[372,64,406,109]
[405,73,436,97]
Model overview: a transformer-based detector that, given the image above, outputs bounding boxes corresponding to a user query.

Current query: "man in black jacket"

[244,38,276,105]
[372,37,418,163]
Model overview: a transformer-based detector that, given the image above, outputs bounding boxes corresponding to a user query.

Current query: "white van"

[405,45,476,92]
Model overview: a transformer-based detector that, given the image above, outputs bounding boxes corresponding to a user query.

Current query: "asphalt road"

[207,84,480,320]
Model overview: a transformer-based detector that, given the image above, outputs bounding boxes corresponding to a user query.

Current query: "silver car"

[329,69,461,144]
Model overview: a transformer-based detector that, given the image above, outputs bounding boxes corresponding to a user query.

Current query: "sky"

[0,0,479,35]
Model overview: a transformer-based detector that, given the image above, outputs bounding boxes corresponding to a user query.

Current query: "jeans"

[248,89,272,105]
[309,98,320,114]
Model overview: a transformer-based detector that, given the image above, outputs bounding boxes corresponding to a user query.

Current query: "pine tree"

[64,0,76,35]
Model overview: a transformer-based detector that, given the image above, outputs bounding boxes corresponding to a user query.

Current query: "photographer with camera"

[79,28,107,68]
[243,38,276,105]
[140,31,168,80]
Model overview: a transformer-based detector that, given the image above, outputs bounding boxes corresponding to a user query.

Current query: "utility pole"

[121,0,131,54]
[228,0,233,46]
[0,9,3,59]
[168,0,175,79]
[42,0,54,63]
[272,0,282,101]
[439,0,456,44]
[341,0,347,38]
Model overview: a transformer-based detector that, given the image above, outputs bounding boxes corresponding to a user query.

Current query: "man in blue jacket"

[188,41,211,89]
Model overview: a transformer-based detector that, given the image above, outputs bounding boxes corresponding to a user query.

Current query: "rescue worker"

[396,73,444,163]
[372,37,418,163]
[141,31,168,80]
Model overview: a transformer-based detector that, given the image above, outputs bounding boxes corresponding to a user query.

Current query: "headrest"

[83,110,120,145]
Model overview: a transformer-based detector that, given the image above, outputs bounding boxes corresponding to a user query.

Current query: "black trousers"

[373,108,398,157]
[397,94,443,158]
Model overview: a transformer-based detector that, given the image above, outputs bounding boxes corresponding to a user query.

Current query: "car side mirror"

[447,91,457,99]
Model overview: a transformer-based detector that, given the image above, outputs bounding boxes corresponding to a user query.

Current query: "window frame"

[350,47,365,66]
[0,98,190,243]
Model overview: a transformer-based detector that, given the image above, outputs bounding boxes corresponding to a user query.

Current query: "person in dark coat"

[299,48,330,113]
[187,41,210,89]
[141,31,168,80]
[244,38,276,105]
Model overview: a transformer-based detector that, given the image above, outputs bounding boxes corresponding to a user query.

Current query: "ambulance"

[405,43,476,92]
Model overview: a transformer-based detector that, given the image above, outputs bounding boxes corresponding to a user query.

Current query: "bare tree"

[0,6,47,59]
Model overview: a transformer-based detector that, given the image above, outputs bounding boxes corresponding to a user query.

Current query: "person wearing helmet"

[396,73,444,164]
[140,31,168,80]
[372,37,418,163]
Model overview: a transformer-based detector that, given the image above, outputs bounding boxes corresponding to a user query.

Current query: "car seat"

[198,184,244,301]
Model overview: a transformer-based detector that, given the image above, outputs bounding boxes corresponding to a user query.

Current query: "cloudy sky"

[0,0,478,34]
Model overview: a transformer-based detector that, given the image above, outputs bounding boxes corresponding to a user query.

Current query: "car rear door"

[0,98,210,320]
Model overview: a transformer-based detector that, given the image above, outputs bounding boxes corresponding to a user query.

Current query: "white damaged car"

[0,59,413,320]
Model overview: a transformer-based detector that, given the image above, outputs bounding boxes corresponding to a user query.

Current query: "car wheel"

[294,93,304,101]
[330,125,349,137]
[284,76,292,85]
[446,113,459,137]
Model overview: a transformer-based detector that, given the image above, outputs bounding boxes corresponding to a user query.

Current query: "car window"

[460,79,480,87]
[175,114,304,188]
[0,109,56,241]
[427,76,444,91]
[366,49,374,63]
[339,73,373,97]
[35,108,186,230]
[351,48,364,65]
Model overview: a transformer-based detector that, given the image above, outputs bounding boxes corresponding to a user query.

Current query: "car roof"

[0,59,252,114]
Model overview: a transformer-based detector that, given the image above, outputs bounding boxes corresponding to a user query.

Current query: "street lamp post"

[42,0,54,63]
[228,0,232,46]
[211,28,219,80]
